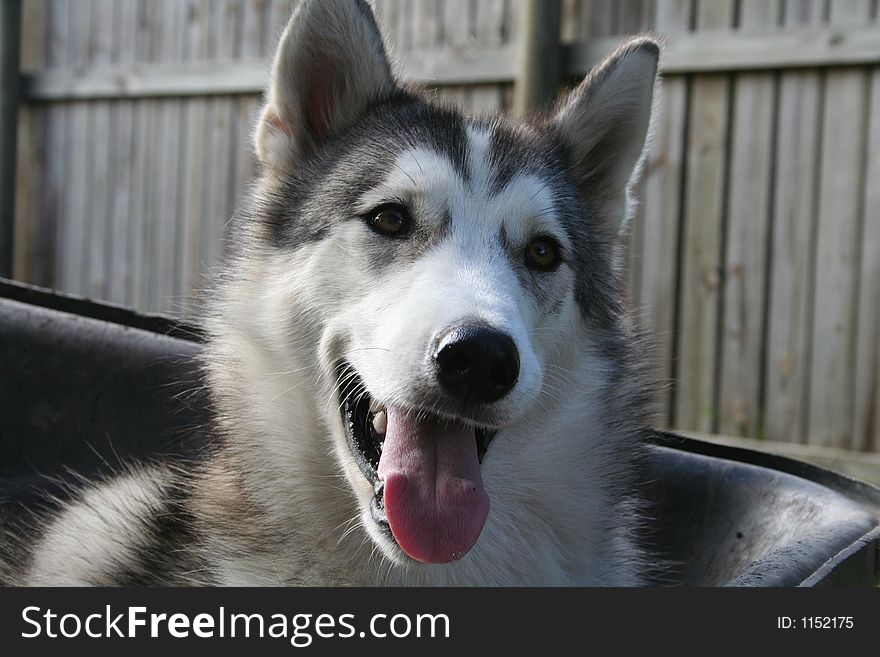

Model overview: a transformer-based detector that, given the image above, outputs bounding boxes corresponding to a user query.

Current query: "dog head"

[210,0,658,580]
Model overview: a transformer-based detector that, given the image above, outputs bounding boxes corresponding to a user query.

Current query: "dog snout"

[433,325,520,404]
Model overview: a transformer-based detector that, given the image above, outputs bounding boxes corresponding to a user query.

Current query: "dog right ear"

[551,38,659,238]
[255,0,396,172]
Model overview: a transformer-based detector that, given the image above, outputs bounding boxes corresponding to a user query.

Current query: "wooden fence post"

[0,0,21,279]
[512,0,562,116]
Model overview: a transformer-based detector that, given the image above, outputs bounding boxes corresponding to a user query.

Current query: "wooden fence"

[8,0,880,455]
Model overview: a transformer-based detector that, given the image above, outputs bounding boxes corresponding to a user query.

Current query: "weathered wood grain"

[13,0,48,285]
[764,0,825,445]
[853,65,880,451]
[718,0,780,438]
[675,0,734,432]
[635,0,692,427]
[807,0,872,447]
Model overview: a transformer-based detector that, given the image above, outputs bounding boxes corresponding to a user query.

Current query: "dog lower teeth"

[372,410,387,437]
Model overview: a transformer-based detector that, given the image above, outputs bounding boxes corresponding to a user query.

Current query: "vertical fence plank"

[561,0,585,43]
[410,0,438,52]
[106,0,135,306]
[617,0,652,34]
[240,0,263,57]
[854,66,880,450]
[266,0,295,50]
[14,0,47,286]
[394,0,413,52]
[231,0,262,231]
[130,0,161,310]
[674,0,734,433]
[84,0,115,302]
[178,0,211,313]
[154,0,186,313]
[764,0,825,445]
[57,0,92,296]
[717,0,780,438]
[200,0,238,278]
[807,0,872,447]
[106,5,131,305]
[373,0,398,47]
[470,0,506,114]
[437,0,473,110]
[638,0,691,427]
[583,0,616,37]
[45,0,67,296]
[512,0,562,116]
[0,0,21,280]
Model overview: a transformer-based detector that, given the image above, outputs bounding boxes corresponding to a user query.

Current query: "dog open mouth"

[337,363,494,564]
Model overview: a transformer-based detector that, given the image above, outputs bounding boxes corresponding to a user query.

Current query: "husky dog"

[3,0,659,585]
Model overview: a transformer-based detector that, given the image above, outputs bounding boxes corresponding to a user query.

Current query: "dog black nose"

[434,325,519,404]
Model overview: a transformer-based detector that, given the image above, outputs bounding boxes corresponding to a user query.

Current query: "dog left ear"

[255,0,396,172]
[552,38,659,237]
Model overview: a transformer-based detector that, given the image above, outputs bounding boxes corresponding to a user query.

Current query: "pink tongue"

[377,406,489,564]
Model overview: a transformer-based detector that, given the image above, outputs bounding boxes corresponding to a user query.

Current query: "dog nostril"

[443,351,469,375]
[492,362,516,387]
[434,325,520,405]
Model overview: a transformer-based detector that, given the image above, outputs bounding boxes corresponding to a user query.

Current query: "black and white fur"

[2,0,659,586]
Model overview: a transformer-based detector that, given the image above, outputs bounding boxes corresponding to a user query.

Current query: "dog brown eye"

[525,237,561,271]
[367,206,410,237]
